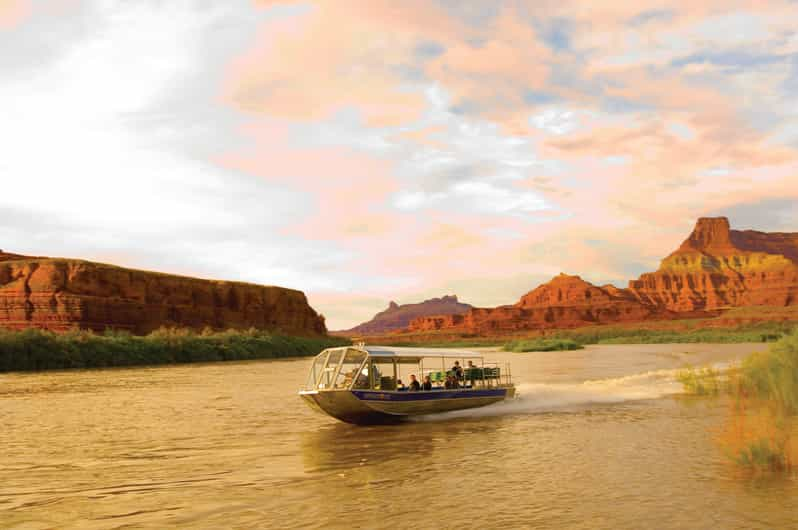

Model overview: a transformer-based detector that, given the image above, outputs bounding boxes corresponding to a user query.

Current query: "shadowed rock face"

[408,217,798,335]
[343,295,472,335]
[0,253,327,336]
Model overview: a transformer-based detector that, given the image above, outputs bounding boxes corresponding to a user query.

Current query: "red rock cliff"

[629,217,798,310]
[410,274,672,334]
[343,295,472,335]
[0,253,327,335]
[407,217,798,336]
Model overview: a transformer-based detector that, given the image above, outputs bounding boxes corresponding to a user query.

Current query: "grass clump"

[0,327,349,373]
[677,366,723,395]
[677,330,798,473]
[503,338,583,352]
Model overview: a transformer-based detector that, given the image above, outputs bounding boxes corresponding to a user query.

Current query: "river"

[1,343,797,529]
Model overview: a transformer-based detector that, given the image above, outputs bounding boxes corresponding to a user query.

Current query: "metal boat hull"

[300,387,515,425]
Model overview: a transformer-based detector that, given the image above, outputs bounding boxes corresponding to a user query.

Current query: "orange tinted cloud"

[0,0,30,29]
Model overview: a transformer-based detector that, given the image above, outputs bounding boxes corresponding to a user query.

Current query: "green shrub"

[677,366,723,395]
[0,327,349,372]
[503,338,583,352]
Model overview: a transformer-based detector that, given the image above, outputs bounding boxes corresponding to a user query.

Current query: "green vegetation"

[677,330,798,472]
[551,322,790,345]
[738,330,798,414]
[498,321,793,352]
[0,327,349,373]
[503,338,583,352]
[676,366,723,395]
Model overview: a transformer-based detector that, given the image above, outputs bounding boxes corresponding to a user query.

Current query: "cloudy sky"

[1,1,797,329]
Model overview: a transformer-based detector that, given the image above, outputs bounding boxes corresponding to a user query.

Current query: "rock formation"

[409,275,673,334]
[628,217,798,310]
[0,253,327,335]
[343,295,472,335]
[406,217,798,336]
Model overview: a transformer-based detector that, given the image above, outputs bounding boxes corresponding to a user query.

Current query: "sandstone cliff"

[629,217,798,310]
[343,295,472,335]
[409,275,673,334]
[0,253,327,335]
[406,217,798,336]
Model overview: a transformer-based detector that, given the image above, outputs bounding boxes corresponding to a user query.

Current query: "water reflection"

[301,417,506,474]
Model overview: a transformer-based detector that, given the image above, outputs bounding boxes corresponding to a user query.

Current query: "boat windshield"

[306,348,367,390]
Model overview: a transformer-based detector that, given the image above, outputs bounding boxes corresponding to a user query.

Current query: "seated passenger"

[444,375,454,389]
[408,374,421,391]
[451,361,464,381]
[422,375,432,391]
[396,379,406,391]
[466,360,477,385]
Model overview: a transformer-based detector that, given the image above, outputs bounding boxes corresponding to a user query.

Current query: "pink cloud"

[0,0,30,29]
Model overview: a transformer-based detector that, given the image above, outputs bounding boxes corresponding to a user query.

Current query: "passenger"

[408,374,421,391]
[466,360,477,386]
[451,360,464,381]
[422,375,433,391]
[396,379,406,391]
[444,375,454,389]
[451,376,460,389]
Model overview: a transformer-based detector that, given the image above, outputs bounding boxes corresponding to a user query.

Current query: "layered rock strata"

[0,254,327,335]
[407,217,798,335]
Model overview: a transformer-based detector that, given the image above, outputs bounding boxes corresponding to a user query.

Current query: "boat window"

[332,349,367,389]
[371,360,396,390]
[306,351,329,390]
[317,349,344,389]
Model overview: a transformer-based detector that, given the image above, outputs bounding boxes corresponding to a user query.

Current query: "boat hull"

[300,387,515,425]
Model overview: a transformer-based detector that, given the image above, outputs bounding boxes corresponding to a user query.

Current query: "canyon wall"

[0,253,327,335]
[628,217,798,310]
[405,217,798,336]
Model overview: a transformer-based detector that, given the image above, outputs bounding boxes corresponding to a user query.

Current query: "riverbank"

[679,330,798,472]
[377,320,795,351]
[0,328,349,372]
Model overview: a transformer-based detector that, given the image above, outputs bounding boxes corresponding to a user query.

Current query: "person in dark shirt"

[422,375,433,391]
[408,374,421,391]
[451,361,464,381]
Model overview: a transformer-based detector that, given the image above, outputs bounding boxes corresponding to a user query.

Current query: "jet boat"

[299,345,515,424]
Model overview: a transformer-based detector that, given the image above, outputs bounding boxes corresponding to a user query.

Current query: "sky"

[1,0,797,329]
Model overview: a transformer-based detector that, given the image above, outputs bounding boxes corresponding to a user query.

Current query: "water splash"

[415,367,692,421]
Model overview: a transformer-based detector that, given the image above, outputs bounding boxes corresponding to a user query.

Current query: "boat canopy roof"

[343,345,486,359]
[364,346,483,358]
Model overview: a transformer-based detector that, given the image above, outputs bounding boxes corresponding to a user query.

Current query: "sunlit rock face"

[629,217,798,311]
[0,253,327,336]
[343,295,472,335]
[408,217,798,335]
[408,275,672,334]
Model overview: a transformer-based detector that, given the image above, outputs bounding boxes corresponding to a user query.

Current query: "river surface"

[2,343,797,529]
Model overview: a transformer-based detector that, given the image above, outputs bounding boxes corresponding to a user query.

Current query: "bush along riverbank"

[679,330,798,473]
[0,327,350,372]
[503,338,583,352]
[500,321,794,352]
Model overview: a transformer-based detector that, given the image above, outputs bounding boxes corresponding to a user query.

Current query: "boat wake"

[414,366,706,421]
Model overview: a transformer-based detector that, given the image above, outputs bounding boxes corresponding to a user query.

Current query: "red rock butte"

[0,250,327,336]
[404,217,798,336]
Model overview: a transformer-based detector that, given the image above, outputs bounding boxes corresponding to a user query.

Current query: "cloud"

[4,0,798,330]
[0,0,29,29]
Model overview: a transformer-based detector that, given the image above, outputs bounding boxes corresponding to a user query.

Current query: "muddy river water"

[1,343,797,529]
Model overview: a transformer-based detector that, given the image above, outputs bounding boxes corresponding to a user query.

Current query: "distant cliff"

[343,295,472,335]
[0,251,327,336]
[407,217,798,336]
[628,217,798,310]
